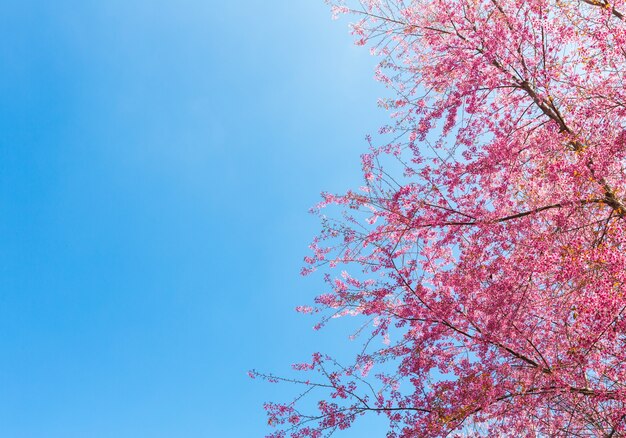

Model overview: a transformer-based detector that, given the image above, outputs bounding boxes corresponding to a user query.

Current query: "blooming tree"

[257,0,626,436]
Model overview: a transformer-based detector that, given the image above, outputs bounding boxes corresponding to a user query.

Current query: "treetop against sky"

[259,1,626,437]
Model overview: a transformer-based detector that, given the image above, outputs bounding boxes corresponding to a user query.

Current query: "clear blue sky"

[0,1,391,436]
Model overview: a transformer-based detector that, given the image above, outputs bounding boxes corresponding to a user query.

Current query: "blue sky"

[0,1,392,436]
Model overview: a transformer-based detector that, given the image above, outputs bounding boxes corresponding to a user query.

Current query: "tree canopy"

[259,1,626,436]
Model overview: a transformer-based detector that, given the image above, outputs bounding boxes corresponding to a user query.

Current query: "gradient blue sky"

[0,1,392,436]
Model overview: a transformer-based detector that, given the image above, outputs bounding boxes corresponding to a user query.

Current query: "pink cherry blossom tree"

[256,1,626,436]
